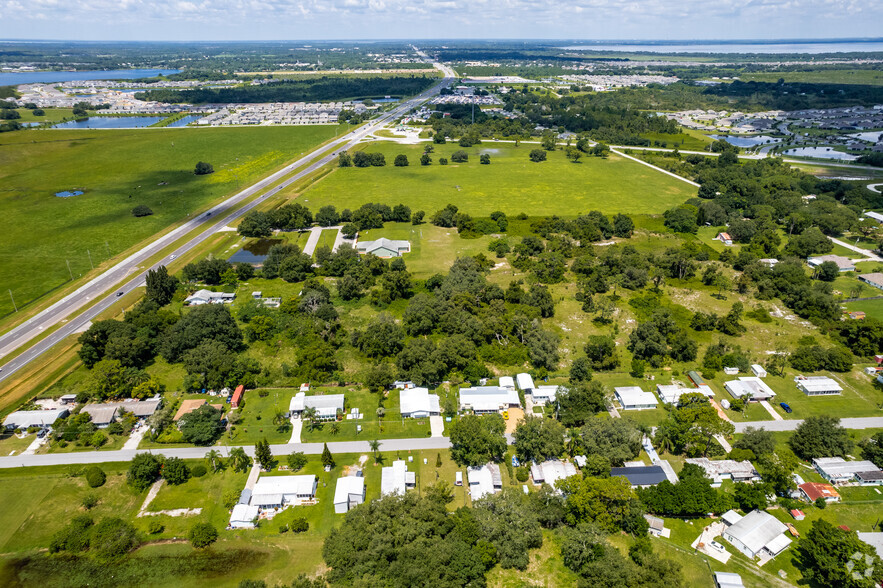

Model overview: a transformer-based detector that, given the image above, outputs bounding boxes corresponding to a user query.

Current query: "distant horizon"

[2,37,883,45]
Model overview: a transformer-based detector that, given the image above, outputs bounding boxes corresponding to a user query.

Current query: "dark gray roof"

[610,466,668,486]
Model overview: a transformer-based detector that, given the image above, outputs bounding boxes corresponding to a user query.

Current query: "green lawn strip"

[313,228,338,256]
[845,298,883,321]
[0,431,36,456]
[740,70,883,86]
[640,130,714,152]
[291,141,696,217]
[13,108,76,123]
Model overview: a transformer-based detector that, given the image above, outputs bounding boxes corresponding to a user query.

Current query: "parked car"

[709,540,726,553]
[511,456,520,468]
[780,402,793,414]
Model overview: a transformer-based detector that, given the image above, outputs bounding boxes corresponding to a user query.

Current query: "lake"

[782,147,858,161]
[561,42,883,54]
[53,116,165,129]
[710,135,781,147]
[0,69,180,86]
[228,238,284,265]
[847,131,883,143]
[166,115,203,127]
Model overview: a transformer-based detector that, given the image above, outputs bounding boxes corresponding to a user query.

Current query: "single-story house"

[686,458,761,486]
[250,474,317,508]
[865,211,883,224]
[229,503,259,529]
[799,482,841,503]
[813,457,883,485]
[333,476,366,513]
[532,385,559,405]
[466,463,503,501]
[530,460,578,489]
[758,258,778,268]
[231,385,244,409]
[184,289,236,305]
[81,398,162,427]
[80,405,118,428]
[859,272,883,290]
[750,364,767,378]
[499,376,515,390]
[381,459,415,496]
[399,387,440,418]
[724,377,776,401]
[394,380,415,389]
[856,470,883,485]
[614,386,659,410]
[515,373,535,393]
[656,384,712,405]
[3,408,68,430]
[807,254,855,272]
[288,392,345,420]
[610,465,668,488]
[356,237,411,258]
[722,509,791,560]
[173,399,223,422]
[724,367,740,375]
[716,232,733,246]
[857,532,883,558]
[714,571,746,588]
[458,386,521,413]
[794,375,843,396]
[644,515,670,538]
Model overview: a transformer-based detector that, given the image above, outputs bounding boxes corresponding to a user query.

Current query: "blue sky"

[1,0,880,41]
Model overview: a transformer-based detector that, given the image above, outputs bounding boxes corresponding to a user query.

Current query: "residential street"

[733,416,883,433]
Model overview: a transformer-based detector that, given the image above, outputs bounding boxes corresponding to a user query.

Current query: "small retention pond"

[228,238,283,265]
[782,147,857,161]
[709,135,781,147]
[55,190,84,198]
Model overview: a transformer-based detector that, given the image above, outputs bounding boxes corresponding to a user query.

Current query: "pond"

[0,68,181,86]
[55,190,84,198]
[782,147,858,161]
[228,238,284,265]
[165,115,203,128]
[847,131,883,143]
[52,116,165,129]
[709,135,782,148]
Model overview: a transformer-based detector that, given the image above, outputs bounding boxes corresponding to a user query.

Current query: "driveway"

[429,416,444,438]
[759,400,784,421]
[288,417,302,443]
[122,425,147,450]
[301,227,323,256]
[505,408,524,434]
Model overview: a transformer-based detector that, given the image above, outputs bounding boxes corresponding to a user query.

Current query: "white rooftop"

[288,392,345,417]
[814,457,881,477]
[252,474,316,498]
[530,460,578,489]
[459,386,521,412]
[795,376,843,393]
[686,458,758,478]
[229,503,259,525]
[399,387,440,416]
[381,459,410,496]
[3,409,68,429]
[499,376,515,389]
[615,386,659,407]
[466,463,502,501]
[724,377,776,400]
[516,373,535,391]
[714,571,746,588]
[724,509,791,556]
[333,476,365,505]
[656,384,712,405]
[532,385,559,402]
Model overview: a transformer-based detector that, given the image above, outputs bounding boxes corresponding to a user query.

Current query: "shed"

[515,373,535,392]
[714,572,746,588]
[333,476,366,513]
[231,385,245,409]
[498,376,515,390]
[750,364,767,378]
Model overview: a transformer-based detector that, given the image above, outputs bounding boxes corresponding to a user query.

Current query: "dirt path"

[138,479,164,515]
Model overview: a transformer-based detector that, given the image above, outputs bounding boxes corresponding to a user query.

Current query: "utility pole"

[9,289,17,312]
[66,259,73,280]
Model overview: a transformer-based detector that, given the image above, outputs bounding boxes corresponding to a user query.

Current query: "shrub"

[85,466,107,488]
[147,520,165,534]
[529,149,547,162]
[279,524,289,534]
[189,521,219,548]
[451,150,468,163]
[287,451,308,471]
[191,464,207,477]
[439,157,448,165]
[82,493,99,510]
[290,517,309,533]
[132,205,153,217]
[162,457,191,485]
[258,389,270,398]
[515,467,530,483]
[194,161,214,175]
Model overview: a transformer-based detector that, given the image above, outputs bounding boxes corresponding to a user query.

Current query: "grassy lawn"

[314,227,338,255]
[0,124,347,318]
[291,140,697,217]
[228,389,295,445]
[641,129,714,151]
[487,530,581,587]
[43,431,129,453]
[845,297,883,321]
[13,108,76,123]
[0,431,35,456]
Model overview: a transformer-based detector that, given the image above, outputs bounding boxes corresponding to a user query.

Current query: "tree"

[127,453,162,491]
[322,442,335,468]
[229,446,251,472]
[90,517,140,559]
[194,161,214,175]
[288,451,308,471]
[513,416,565,463]
[205,449,222,472]
[472,490,544,570]
[145,265,178,306]
[189,521,219,548]
[557,475,642,532]
[338,152,352,167]
[733,427,775,457]
[798,519,883,588]
[529,149,547,162]
[789,416,855,460]
[557,381,606,427]
[817,260,840,282]
[451,150,468,163]
[160,303,243,362]
[394,154,409,167]
[449,414,507,466]
[480,154,491,165]
[132,204,153,217]
[578,418,641,466]
[368,439,381,462]
[584,335,619,370]
[180,404,225,446]
[861,432,883,468]
[85,466,106,488]
[255,437,273,470]
[733,482,769,511]
[162,457,191,485]
[238,211,273,238]
[420,153,431,166]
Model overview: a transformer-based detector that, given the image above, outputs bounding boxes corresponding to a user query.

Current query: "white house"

[532,385,559,406]
[714,571,746,588]
[3,409,68,430]
[333,476,366,513]
[723,367,740,375]
[466,463,502,501]
[750,364,767,378]
[724,377,776,401]
[288,392,345,420]
[81,398,162,427]
[381,460,415,496]
[399,387,440,418]
[685,458,761,486]
[722,510,791,560]
[229,503,259,529]
[184,289,236,305]
[813,457,882,484]
[794,376,843,396]
[716,232,733,246]
[356,237,411,258]
[656,384,712,405]
[530,460,578,489]
[458,386,521,413]
[614,387,658,410]
[250,475,318,508]
[807,254,855,272]
[515,373,535,393]
[865,211,883,224]
[499,376,515,390]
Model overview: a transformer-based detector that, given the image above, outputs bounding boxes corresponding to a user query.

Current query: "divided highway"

[0,58,455,386]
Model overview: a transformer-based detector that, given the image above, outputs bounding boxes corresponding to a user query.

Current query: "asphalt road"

[733,416,883,433]
[0,58,454,386]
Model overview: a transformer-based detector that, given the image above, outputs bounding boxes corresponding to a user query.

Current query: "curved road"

[0,57,455,386]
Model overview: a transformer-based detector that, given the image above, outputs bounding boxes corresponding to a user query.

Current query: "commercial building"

[458,386,521,413]
[399,387,440,418]
[685,458,761,486]
[3,409,68,430]
[813,457,883,485]
[381,460,415,496]
[721,510,791,559]
[794,376,843,396]
[288,392,345,420]
[466,463,503,501]
[614,386,659,410]
[724,377,776,401]
[250,475,318,508]
[333,476,366,514]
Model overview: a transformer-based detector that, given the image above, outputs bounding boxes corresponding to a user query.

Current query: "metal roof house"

[859,272,883,290]
[610,465,668,488]
[686,458,761,486]
[530,460,578,489]
[714,571,746,588]
[799,482,841,503]
[794,376,843,396]
[250,474,317,508]
[3,409,68,430]
[807,254,855,272]
[532,385,559,406]
[333,476,366,514]
[466,463,503,501]
[356,237,411,258]
[721,510,791,560]
[288,392,345,420]
[724,377,776,401]
[614,386,659,410]
[498,376,515,390]
[458,386,521,413]
[229,504,259,529]
[656,384,713,405]
[81,398,162,427]
[381,460,415,496]
[813,457,882,484]
[184,289,236,305]
[515,372,535,392]
[399,387,440,418]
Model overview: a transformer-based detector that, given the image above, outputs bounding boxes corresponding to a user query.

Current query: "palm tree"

[205,449,221,472]
[272,408,286,426]
[368,439,381,463]
[229,446,251,473]
[302,407,319,432]
[329,422,340,436]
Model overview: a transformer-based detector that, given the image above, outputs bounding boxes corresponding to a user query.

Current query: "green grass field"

[0,125,347,318]
[293,141,697,217]
[740,70,883,86]
[12,108,76,123]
